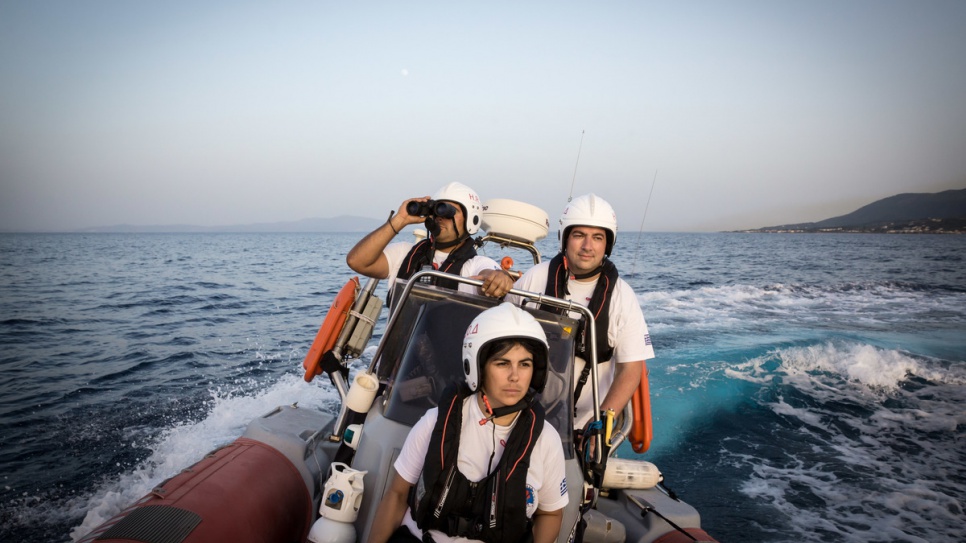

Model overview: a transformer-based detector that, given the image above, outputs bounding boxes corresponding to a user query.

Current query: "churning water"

[1,232,964,542]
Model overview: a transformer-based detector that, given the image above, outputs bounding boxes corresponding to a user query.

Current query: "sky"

[1,1,965,233]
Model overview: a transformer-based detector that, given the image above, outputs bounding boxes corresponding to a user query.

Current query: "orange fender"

[302,277,359,382]
[629,362,652,453]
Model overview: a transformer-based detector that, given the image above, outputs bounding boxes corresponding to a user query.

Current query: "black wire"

[486,418,497,476]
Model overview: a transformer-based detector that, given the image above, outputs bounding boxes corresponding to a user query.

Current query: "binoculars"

[406,200,458,219]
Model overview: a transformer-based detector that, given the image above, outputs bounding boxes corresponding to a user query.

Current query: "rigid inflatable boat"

[76,200,717,543]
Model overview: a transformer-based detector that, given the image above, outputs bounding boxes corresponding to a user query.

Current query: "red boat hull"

[77,437,313,543]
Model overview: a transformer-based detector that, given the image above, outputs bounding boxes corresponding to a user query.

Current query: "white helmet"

[462,303,550,394]
[433,182,483,236]
[558,193,618,256]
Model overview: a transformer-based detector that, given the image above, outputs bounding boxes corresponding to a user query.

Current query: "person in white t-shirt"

[505,194,655,429]
[365,303,568,543]
[346,182,514,300]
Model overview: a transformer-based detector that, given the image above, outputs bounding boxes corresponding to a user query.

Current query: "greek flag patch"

[560,478,568,496]
[644,334,652,346]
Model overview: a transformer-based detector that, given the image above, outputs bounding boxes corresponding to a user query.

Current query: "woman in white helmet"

[346,182,515,300]
[366,303,568,543]
[505,194,655,429]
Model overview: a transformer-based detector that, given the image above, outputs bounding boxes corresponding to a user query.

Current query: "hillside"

[743,189,966,234]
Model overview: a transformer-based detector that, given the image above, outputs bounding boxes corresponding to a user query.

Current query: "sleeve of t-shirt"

[610,279,655,362]
[535,422,570,512]
[393,407,438,484]
[506,263,549,307]
[462,255,501,276]
[452,255,503,296]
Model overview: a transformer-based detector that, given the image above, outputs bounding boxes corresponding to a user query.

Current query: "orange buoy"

[303,277,359,382]
[500,256,514,270]
[629,362,653,453]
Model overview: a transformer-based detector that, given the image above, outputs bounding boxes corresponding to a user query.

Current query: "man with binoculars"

[346,182,514,300]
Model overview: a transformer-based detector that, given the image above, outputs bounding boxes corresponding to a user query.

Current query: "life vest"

[540,253,619,404]
[411,385,544,543]
[397,238,478,290]
[541,253,619,364]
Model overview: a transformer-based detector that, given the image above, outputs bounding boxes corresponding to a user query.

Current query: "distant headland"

[736,188,966,234]
[39,188,966,235]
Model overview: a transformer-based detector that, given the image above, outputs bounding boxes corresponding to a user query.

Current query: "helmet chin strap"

[425,217,468,250]
[563,254,605,281]
[478,388,534,425]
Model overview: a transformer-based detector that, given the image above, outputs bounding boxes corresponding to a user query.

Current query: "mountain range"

[76,215,385,234]
[72,188,966,234]
[742,188,966,234]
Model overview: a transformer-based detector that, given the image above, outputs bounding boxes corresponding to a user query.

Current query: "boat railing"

[358,269,604,436]
[476,232,543,265]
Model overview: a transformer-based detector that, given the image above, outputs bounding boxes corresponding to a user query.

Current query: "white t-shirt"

[506,261,655,427]
[394,396,569,543]
[384,242,501,297]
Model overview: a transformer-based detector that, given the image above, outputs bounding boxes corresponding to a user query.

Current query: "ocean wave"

[726,341,966,392]
[718,341,966,542]
[4,233,963,543]
[641,282,966,334]
[67,373,338,541]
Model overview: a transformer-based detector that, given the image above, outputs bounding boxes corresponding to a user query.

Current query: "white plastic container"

[345,372,378,413]
[307,462,368,543]
[481,199,549,243]
[307,515,355,543]
[602,458,662,490]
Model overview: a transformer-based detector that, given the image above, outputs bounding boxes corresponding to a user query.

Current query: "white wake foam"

[641,282,966,334]
[726,342,966,542]
[728,341,966,392]
[68,373,338,541]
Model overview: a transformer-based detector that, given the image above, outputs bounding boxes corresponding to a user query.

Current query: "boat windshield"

[377,283,577,457]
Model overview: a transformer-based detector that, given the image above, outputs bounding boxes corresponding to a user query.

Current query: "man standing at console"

[506,193,654,428]
[347,182,514,300]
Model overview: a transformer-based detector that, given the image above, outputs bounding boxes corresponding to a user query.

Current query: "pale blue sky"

[2,1,964,232]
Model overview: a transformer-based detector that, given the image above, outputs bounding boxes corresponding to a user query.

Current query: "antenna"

[632,170,658,277]
[567,130,585,203]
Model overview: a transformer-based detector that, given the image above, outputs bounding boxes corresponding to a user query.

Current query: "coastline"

[734,217,966,234]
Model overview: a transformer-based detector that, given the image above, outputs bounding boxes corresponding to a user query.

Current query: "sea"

[1,232,964,543]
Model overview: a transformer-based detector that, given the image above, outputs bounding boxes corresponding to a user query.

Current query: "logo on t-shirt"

[526,483,541,517]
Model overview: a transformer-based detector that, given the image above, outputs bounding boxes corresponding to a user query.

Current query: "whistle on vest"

[604,408,615,446]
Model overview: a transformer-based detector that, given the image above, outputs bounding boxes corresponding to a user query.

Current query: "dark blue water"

[1,233,964,542]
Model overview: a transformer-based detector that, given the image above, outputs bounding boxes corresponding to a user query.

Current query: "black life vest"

[411,385,544,543]
[541,253,620,364]
[540,253,619,404]
[397,238,478,291]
